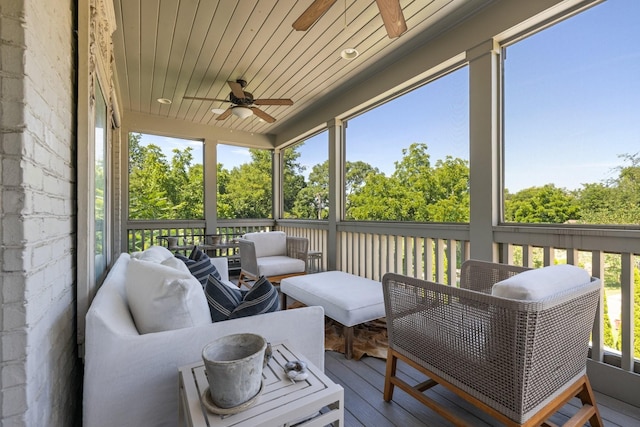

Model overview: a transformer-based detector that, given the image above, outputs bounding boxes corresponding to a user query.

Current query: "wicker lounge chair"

[382,260,602,427]
[237,231,308,287]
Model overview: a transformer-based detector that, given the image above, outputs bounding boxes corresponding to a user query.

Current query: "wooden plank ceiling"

[112,0,494,136]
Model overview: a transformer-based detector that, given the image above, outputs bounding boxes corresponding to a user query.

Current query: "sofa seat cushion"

[205,275,279,322]
[257,256,306,277]
[492,264,590,300]
[125,258,212,334]
[244,231,287,258]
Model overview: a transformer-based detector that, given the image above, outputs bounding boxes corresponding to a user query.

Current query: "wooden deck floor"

[324,351,640,427]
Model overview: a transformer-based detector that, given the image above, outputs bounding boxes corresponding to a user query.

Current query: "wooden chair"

[382,260,603,427]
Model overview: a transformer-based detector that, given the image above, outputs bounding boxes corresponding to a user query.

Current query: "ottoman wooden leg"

[344,326,354,360]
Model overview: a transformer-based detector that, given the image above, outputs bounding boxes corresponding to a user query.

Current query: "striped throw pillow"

[176,246,221,286]
[230,276,280,319]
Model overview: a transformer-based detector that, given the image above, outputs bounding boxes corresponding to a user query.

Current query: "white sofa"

[83,251,325,427]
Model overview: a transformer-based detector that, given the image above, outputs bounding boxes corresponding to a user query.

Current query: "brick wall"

[0,0,80,425]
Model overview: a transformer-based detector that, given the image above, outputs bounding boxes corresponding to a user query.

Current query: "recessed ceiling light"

[340,48,359,60]
[211,108,226,114]
[157,98,172,104]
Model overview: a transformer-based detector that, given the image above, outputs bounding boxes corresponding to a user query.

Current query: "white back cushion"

[492,264,591,300]
[131,245,174,263]
[244,231,287,258]
[125,258,211,334]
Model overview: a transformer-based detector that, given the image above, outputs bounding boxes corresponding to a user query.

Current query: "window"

[128,133,204,220]
[283,131,329,219]
[217,144,273,219]
[345,67,470,222]
[94,83,108,281]
[502,0,640,225]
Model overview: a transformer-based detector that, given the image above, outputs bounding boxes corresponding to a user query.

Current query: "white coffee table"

[178,341,343,427]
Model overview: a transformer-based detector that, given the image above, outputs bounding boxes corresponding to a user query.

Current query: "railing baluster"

[621,252,635,372]
[591,250,605,362]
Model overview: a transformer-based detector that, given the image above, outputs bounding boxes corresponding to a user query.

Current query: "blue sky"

[140,0,638,193]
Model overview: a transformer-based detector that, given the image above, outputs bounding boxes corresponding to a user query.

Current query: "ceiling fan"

[292,0,407,39]
[183,80,293,123]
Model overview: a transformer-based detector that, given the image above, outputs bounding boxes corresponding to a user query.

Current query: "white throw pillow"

[125,258,211,334]
[492,264,591,300]
[160,256,191,274]
[131,245,174,263]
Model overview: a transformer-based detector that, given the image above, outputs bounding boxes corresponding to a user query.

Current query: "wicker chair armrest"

[285,236,309,262]
[460,259,531,294]
[237,238,258,277]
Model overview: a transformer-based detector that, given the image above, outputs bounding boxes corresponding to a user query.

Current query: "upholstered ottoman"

[281,271,385,359]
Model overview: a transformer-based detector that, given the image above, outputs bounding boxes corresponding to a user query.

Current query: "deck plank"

[324,351,640,427]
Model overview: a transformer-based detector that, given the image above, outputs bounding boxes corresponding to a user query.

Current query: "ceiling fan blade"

[375,0,407,38]
[251,107,276,123]
[183,96,230,102]
[253,98,294,106]
[216,108,232,120]
[292,0,337,31]
[227,81,246,99]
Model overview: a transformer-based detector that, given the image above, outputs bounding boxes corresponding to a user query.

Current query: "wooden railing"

[125,219,274,254]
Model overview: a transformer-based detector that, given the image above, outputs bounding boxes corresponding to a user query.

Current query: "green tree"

[289,160,380,220]
[603,291,615,349]
[347,143,469,222]
[222,149,273,218]
[129,142,173,219]
[283,147,306,214]
[578,153,640,225]
[504,184,579,223]
[128,133,204,220]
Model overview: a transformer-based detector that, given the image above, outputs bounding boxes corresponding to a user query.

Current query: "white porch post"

[204,138,217,233]
[272,149,283,221]
[468,39,501,262]
[327,118,344,271]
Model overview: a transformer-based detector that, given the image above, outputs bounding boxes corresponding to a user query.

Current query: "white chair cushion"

[130,245,174,263]
[125,258,212,334]
[257,256,306,277]
[491,264,591,300]
[244,231,287,258]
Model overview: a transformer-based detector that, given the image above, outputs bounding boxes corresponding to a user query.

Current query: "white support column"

[204,139,217,233]
[272,149,283,221]
[468,39,501,262]
[327,118,344,271]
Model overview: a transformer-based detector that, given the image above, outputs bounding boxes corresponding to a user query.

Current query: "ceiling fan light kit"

[231,106,253,119]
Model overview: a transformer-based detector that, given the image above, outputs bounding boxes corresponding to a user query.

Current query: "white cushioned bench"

[281,271,385,359]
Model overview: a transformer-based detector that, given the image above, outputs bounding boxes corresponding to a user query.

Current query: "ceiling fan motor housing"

[230,91,254,106]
